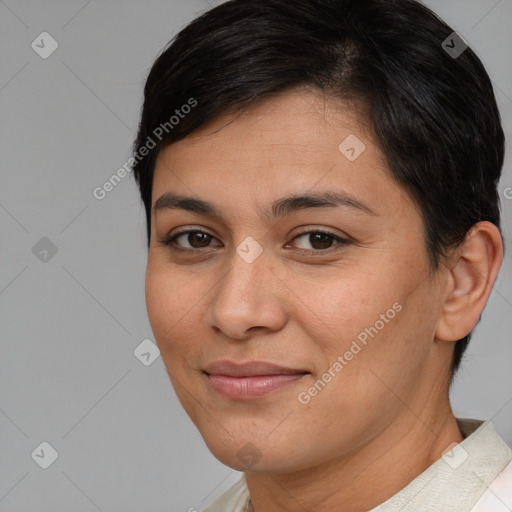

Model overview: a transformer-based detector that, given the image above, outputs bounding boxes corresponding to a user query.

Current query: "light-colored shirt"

[202,418,512,512]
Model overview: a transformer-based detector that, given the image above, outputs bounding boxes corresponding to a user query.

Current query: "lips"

[203,360,309,399]
[203,360,309,377]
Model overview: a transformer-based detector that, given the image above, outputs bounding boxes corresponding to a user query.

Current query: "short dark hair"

[132,0,505,378]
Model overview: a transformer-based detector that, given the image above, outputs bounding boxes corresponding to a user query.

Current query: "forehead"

[151,88,410,221]
[158,88,371,163]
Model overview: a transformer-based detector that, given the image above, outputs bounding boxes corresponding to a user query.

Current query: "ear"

[435,221,503,342]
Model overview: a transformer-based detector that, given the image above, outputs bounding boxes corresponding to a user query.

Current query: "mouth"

[203,360,310,399]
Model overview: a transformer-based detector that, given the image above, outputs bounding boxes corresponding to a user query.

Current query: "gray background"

[0,0,511,511]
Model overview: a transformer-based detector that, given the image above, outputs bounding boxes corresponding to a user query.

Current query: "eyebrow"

[153,190,377,221]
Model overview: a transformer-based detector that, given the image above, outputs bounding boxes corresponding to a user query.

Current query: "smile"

[205,373,308,399]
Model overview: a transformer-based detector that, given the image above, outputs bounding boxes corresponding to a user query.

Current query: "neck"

[245,389,463,512]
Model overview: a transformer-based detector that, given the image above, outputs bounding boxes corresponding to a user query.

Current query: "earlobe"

[435,221,503,342]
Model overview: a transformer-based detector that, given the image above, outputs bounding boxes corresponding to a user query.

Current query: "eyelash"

[157,229,351,255]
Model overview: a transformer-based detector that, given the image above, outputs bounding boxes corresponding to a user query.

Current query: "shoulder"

[202,475,249,512]
[471,459,512,512]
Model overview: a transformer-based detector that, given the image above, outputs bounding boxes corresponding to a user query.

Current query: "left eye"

[290,230,349,251]
[158,229,350,252]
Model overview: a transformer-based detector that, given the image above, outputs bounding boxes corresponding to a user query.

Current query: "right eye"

[158,230,222,251]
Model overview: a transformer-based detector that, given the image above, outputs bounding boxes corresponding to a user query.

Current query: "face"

[145,88,448,473]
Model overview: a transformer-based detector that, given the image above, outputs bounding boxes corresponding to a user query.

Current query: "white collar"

[203,418,512,512]
[369,418,512,511]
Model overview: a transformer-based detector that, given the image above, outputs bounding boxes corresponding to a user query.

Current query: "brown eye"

[158,230,220,250]
[180,231,212,248]
[291,230,350,252]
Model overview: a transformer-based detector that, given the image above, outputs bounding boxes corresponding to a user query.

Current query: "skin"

[145,87,503,512]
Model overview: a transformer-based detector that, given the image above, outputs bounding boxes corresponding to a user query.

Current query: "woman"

[131,0,512,510]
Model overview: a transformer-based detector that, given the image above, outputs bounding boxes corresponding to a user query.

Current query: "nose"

[204,250,288,340]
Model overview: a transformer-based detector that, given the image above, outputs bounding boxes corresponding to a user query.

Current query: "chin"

[201,430,313,474]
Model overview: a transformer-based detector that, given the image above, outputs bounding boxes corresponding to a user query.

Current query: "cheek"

[145,265,171,339]
[310,279,433,413]
[145,261,199,352]
[295,264,423,396]
[296,271,392,348]
[145,264,207,404]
